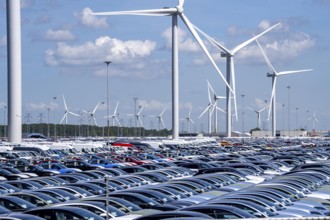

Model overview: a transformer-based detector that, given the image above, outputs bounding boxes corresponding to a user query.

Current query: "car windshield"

[3,197,36,209]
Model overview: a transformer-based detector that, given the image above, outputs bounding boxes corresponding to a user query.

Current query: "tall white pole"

[287,86,291,137]
[105,61,111,142]
[271,76,276,137]
[7,0,22,143]
[225,56,232,137]
[214,100,218,133]
[172,15,179,140]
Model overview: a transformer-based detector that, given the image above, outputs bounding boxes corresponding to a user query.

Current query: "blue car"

[38,163,81,174]
[138,154,168,162]
[89,159,122,168]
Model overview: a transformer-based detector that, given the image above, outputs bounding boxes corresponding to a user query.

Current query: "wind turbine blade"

[139,118,144,127]
[178,0,185,8]
[268,77,277,120]
[193,24,231,54]
[259,105,269,113]
[230,58,238,122]
[137,106,144,115]
[210,103,216,115]
[92,8,176,16]
[256,38,277,74]
[232,23,280,54]
[115,117,121,127]
[160,107,166,116]
[179,13,233,94]
[161,118,166,128]
[247,107,255,112]
[62,95,68,110]
[188,107,192,117]
[206,80,213,103]
[217,107,226,114]
[92,102,101,114]
[69,112,80,117]
[114,102,119,114]
[277,69,313,76]
[199,105,210,119]
[190,118,195,124]
[60,113,67,124]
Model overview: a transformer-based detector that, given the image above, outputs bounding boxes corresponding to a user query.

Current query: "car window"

[55,210,81,220]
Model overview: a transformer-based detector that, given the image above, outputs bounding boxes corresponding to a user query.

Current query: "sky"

[0,0,329,134]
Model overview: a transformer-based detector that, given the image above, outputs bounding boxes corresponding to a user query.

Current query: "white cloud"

[162,27,200,52]
[137,100,170,111]
[0,36,6,47]
[74,7,109,29]
[266,33,315,58]
[254,98,269,109]
[45,36,158,78]
[25,102,53,111]
[44,28,75,41]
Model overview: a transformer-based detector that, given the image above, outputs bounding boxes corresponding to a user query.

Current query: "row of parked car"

[0,139,329,219]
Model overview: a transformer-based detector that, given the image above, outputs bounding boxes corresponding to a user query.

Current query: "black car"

[63,160,103,171]
[15,165,60,176]
[135,210,213,220]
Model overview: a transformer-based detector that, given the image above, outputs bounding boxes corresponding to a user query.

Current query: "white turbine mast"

[193,23,280,137]
[105,102,121,127]
[181,107,195,133]
[208,80,226,133]
[60,95,80,125]
[128,105,145,128]
[256,39,313,137]
[308,111,319,130]
[248,105,269,129]
[92,0,233,139]
[83,101,103,126]
[199,80,216,134]
[150,107,167,130]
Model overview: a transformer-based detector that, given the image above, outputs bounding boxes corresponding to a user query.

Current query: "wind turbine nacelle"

[220,52,227,57]
[266,73,274,77]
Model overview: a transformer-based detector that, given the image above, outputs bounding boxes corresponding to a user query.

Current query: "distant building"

[252,130,307,137]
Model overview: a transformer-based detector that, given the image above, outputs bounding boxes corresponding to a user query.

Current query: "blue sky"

[0,0,329,133]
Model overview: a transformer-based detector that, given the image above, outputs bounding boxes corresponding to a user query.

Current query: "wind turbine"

[207,80,226,133]
[150,107,166,131]
[105,102,121,127]
[181,107,195,133]
[83,101,103,126]
[60,95,80,125]
[128,105,145,128]
[248,105,269,129]
[199,80,216,134]
[308,111,319,130]
[193,23,280,137]
[256,39,313,137]
[92,0,232,140]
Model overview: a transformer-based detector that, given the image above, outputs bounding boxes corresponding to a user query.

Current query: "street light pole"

[53,96,57,140]
[241,94,245,138]
[282,104,285,132]
[133,97,138,137]
[47,107,50,138]
[105,61,111,144]
[295,107,299,131]
[287,86,291,137]
[3,106,7,139]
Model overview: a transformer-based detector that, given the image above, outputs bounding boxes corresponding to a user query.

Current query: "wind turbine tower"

[256,40,312,137]
[93,0,232,140]
[194,23,280,137]
[6,0,22,143]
